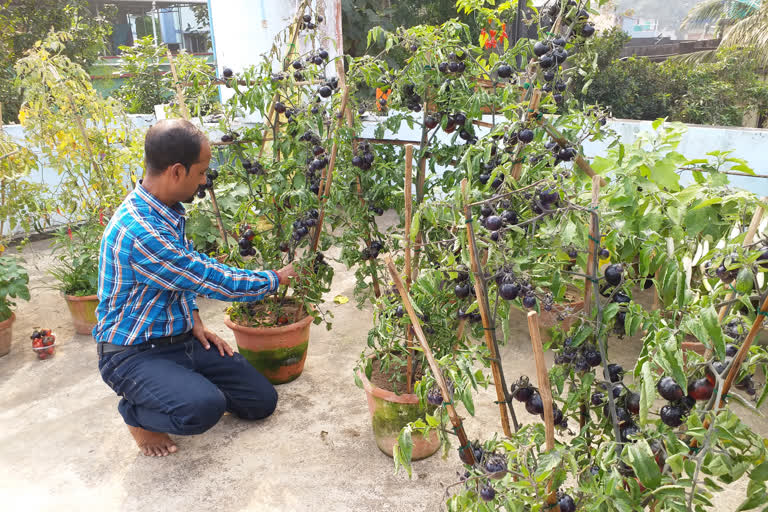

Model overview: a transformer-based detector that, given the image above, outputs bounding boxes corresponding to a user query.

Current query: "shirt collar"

[135,182,186,228]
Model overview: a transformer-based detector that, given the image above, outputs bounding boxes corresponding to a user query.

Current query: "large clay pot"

[357,367,440,460]
[64,294,99,336]
[224,310,313,384]
[0,313,15,357]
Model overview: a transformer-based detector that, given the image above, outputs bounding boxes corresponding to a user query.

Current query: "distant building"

[87,1,211,55]
[85,1,214,96]
[621,15,660,38]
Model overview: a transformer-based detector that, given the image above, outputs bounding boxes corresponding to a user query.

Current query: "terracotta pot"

[64,294,99,336]
[224,308,313,385]
[681,338,706,355]
[357,367,440,460]
[0,313,15,358]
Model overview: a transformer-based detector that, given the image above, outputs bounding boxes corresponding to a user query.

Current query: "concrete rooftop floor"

[0,236,764,511]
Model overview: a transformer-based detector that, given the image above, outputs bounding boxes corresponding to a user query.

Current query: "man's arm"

[131,230,294,301]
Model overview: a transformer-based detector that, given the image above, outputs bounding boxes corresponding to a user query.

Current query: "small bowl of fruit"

[31,329,56,360]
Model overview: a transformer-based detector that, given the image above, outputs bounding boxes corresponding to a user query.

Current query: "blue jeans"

[98,339,278,435]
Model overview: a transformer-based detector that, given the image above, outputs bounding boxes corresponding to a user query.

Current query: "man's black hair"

[144,119,207,175]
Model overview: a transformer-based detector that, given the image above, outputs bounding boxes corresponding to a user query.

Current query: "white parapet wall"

[357,114,768,196]
[4,113,768,236]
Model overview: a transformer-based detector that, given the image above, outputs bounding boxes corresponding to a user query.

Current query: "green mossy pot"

[224,310,312,385]
[357,366,440,460]
[64,294,98,336]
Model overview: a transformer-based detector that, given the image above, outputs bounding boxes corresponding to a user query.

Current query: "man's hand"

[276,263,298,285]
[192,310,234,357]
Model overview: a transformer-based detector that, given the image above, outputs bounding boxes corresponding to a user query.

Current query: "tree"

[342,0,487,57]
[681,0,759,35]
[0,0,113,123]
[678,0,768,65]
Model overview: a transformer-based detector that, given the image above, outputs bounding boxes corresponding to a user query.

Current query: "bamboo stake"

[166,50,191,120]
[348,142,382,298]
[511,89,542,180]
[527,311,555,449]
[722,293,768,397]
[539,121,607,187]
[384,256,476,466]
[461,178,516,435]
[168,51,229,247]
[411,156,428,281]
[527,310,559,510]
[409,90,430,281]
[717,200,765,322]
[310,85,350,252]
[404,144,415,391]
[256,2,307,160]
[584,175,602,315]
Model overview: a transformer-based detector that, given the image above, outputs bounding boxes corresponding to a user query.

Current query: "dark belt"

[96,330,194,356]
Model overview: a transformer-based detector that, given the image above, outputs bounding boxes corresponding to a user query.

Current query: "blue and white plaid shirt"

[93,184,279,345]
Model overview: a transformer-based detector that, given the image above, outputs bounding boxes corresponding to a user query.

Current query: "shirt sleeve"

[131,229,279,301]
[186,291,198,311]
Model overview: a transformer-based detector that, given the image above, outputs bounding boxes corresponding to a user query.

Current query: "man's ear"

[169,163,186,181]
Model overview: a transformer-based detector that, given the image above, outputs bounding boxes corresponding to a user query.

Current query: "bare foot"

[128,426,178,457]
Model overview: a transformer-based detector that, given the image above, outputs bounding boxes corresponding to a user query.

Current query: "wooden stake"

[256,2,307,160]
[384,256,476,466]
[166,50,191,120]
[167,51,230,247]
[527,310,560,510]
[404,144,415,391]
[207,187,230,247]
[722,293,768,397]
[527,311,555,449]
[717,200,766,322]
[461,178,516,435]
[411,156,428,281]
[311,85,351,251]
[584,175,602,315]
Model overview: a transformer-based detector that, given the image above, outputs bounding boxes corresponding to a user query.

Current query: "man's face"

[179,141,212,204]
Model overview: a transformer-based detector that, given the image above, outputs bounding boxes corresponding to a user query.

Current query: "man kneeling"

[94,119,296,456]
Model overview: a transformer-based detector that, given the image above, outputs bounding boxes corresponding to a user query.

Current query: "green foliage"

[343,0,490,57]
[115,37,220,116]
[48,221,102,296]
[0,130,49,240]
[15,31,145,220]
[0,0,113,123]
[166,50,220,118]
[115,36,173,114]
[572,29,768,126]
[0,254,30,322]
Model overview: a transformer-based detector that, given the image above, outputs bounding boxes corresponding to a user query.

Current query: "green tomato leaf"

[394,426,413,477]
[701,305,725,360]
[627,439,661,490]
[640,361,655,425]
